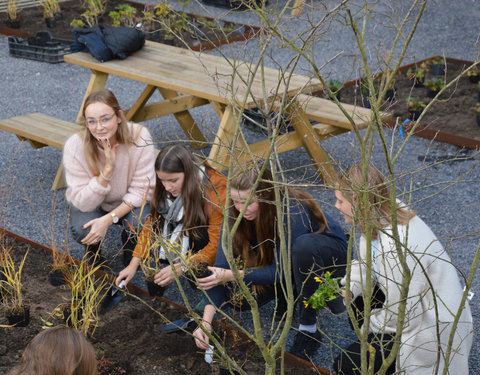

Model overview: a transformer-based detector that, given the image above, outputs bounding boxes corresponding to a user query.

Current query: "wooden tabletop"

[64,41,322,108]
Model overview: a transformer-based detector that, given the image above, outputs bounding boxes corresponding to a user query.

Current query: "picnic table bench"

[0,113,82,189]
[0,41,390,189]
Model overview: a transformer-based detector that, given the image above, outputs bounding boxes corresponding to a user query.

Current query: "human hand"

[193,322,212,350]
[81,216,111,245]
[197,267,227,291]
[116,264,138,286]
[153,265,179,287]
[99,137,119,172]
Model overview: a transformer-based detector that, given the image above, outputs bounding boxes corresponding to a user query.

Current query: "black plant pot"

[7,306,30,327]
[45,17,56,28]
[385,88,395,102]
[54,12,63,21]
[431,64,444,76]
[6,19,20,29]
[408,109,421,121]
[413,78,424,88]
[326,295,346,315]
[188,263,212,289]
[63,306,83,327]
[469,75,480,84]
[477,115,480,128]
[146,279,165,297]
[219,366,241,375]
[361,94,371,108]
[48,269,65,286]
[427,88,439,98]
[477,91,480,103]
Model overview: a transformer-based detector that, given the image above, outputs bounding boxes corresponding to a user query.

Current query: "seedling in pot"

[325,79,343,100]
[1,246,30,327]
[406,96,426,121]
[424,77,445,98]
[406,62,427,87]
[48,250,70,286]
[62,255,110,336]
[427,57,446,76]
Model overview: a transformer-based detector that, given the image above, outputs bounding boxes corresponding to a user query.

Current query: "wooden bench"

[0,113,82,190]
[223,94,391,184]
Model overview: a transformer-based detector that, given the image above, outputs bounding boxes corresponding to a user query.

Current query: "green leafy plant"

[406,62,428,82]
[325,79,343,100]
[472,103,480,115]
[428,57,445,66]
[468,66,480,77]
[424,77,445,91]
[70,18,86,28]
[304,271,342,310]
[406,96,426,111]
[110,4,138,27]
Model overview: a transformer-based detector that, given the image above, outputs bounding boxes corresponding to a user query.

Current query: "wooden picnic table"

[63,42,355,174]
[60,41,389,186]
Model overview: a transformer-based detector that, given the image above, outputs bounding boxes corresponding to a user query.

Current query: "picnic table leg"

[287,103,338,186]
[125,85,157,122]
[75,70,109,123]
[157,88,207,149]
[208,105,249,170]
[51,163,66,191]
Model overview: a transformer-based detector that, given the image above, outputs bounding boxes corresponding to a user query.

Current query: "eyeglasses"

[85,113,116,128]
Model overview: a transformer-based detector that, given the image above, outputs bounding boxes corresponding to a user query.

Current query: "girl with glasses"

[63,89,156,266]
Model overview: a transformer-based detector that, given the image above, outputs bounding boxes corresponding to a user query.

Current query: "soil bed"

[336,57,480,143]
[0,234,314,374]
[0,0,258,50]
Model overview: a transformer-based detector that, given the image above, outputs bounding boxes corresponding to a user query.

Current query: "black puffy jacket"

[71,25,145,62]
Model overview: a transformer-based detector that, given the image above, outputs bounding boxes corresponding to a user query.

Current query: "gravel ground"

[1,0,479,372]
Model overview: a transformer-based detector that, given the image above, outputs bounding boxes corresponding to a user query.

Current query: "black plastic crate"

[8,31,72,63]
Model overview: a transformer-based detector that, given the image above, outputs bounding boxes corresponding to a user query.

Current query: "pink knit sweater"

[63,122,156,212]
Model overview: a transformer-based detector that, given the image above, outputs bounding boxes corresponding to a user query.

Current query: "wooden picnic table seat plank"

[295,94,391,130]
[0,113,81,149]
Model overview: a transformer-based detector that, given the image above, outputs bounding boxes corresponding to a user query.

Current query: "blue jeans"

[291,233,347,325]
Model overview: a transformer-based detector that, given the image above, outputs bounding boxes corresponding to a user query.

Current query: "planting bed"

[0,233,317,375]
[0,0,259,52]
[337,58,480,148]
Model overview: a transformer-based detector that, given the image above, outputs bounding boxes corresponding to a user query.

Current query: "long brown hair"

[80,89,139,175]
[230,165,328,269]
[338,163,416,239]
[151,144,214,239]
[8,326,97,375]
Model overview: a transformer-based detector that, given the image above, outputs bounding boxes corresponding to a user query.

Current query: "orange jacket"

[132,168,227,266]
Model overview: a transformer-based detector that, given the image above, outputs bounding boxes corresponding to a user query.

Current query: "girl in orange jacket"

[115,144,227,288]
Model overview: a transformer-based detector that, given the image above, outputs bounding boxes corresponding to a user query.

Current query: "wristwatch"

[111,212,119,224]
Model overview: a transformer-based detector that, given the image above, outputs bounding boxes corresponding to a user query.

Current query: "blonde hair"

[338,163,416,239]
[80,89,140,175]
[8,326,97,375]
